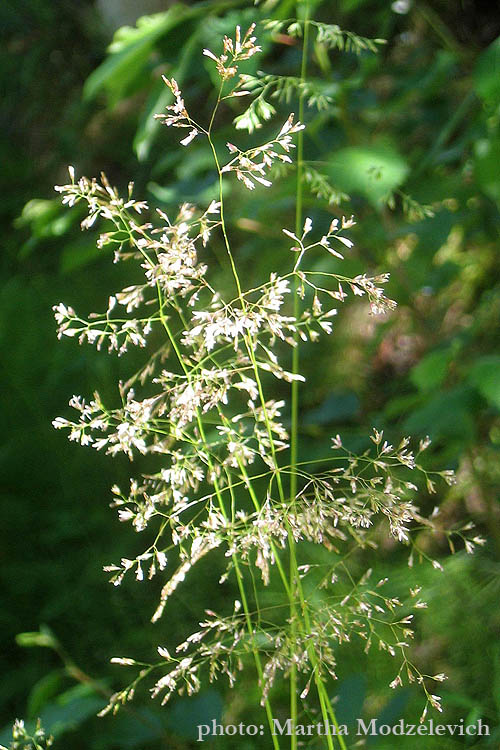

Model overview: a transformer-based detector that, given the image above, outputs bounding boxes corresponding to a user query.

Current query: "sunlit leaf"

[474,35,500,105]
[468,355,500,410]
[83,5,190,104]
[326,144,409,206]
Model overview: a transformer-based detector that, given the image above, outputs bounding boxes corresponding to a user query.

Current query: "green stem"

[207,81,244,300]
[289,4,310,746]
[126,214,280,746]
[159,316,280,747]
[207,131,286,503]
[204,37,345,748]
[223,468,281,750]
[291,0,309,506]
[287,6,348,748]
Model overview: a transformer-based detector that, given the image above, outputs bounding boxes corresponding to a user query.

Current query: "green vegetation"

[2,1,499,748]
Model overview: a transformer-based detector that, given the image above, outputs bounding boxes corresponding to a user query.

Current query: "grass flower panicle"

[53,17,480,742]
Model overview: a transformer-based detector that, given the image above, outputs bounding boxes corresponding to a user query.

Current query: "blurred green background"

[1,0,499,747]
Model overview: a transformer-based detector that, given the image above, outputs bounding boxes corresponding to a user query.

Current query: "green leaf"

[474,136,500,202]
[16,625,60,651]
[410,346,456,392]
[467,355,500,409]
[326,144,409,206]
[134,30,199,161]
[15,199,60,232]
[403,387,477,442]
[474,35,500,105]
[27,671,65,719]
[60,237,102,273]
[383,393,423,420]
[83,6,189,104]
[84,2,235,106]
[39,684,106,738]
[134,79,172,162]
[15,199,77,256]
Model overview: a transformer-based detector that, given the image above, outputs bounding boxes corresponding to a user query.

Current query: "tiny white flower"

[180,129,199,147]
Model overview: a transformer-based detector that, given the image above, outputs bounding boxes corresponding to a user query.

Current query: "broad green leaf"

[15,199,60,233]
[84,2,240,106]
[383,393,422,420]
[326,144,409,206]
[468,355,500,409]
[134,30,199,161]
[38,684,106,738]
[83,6,189,104]
[134,79,172,162]
[0,688,105,745]
[84,37,154,105]
[474,136,500,202]
[107,13,182,55]
[60,237,102,273]
[474,35,500,105]
[410,346,456,392]
[15,199,76,256]
[403,387,477,442]
[27,671,65,720]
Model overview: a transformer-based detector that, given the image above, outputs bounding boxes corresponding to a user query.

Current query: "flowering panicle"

[222,114,305,190]
[203,24,261,80]
[53,22,473,730]
[154,77,204,147]
[1,719,53,750]
[55,169,148,229]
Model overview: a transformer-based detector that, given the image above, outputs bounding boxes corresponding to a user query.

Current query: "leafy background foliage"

[1,0,499,747]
